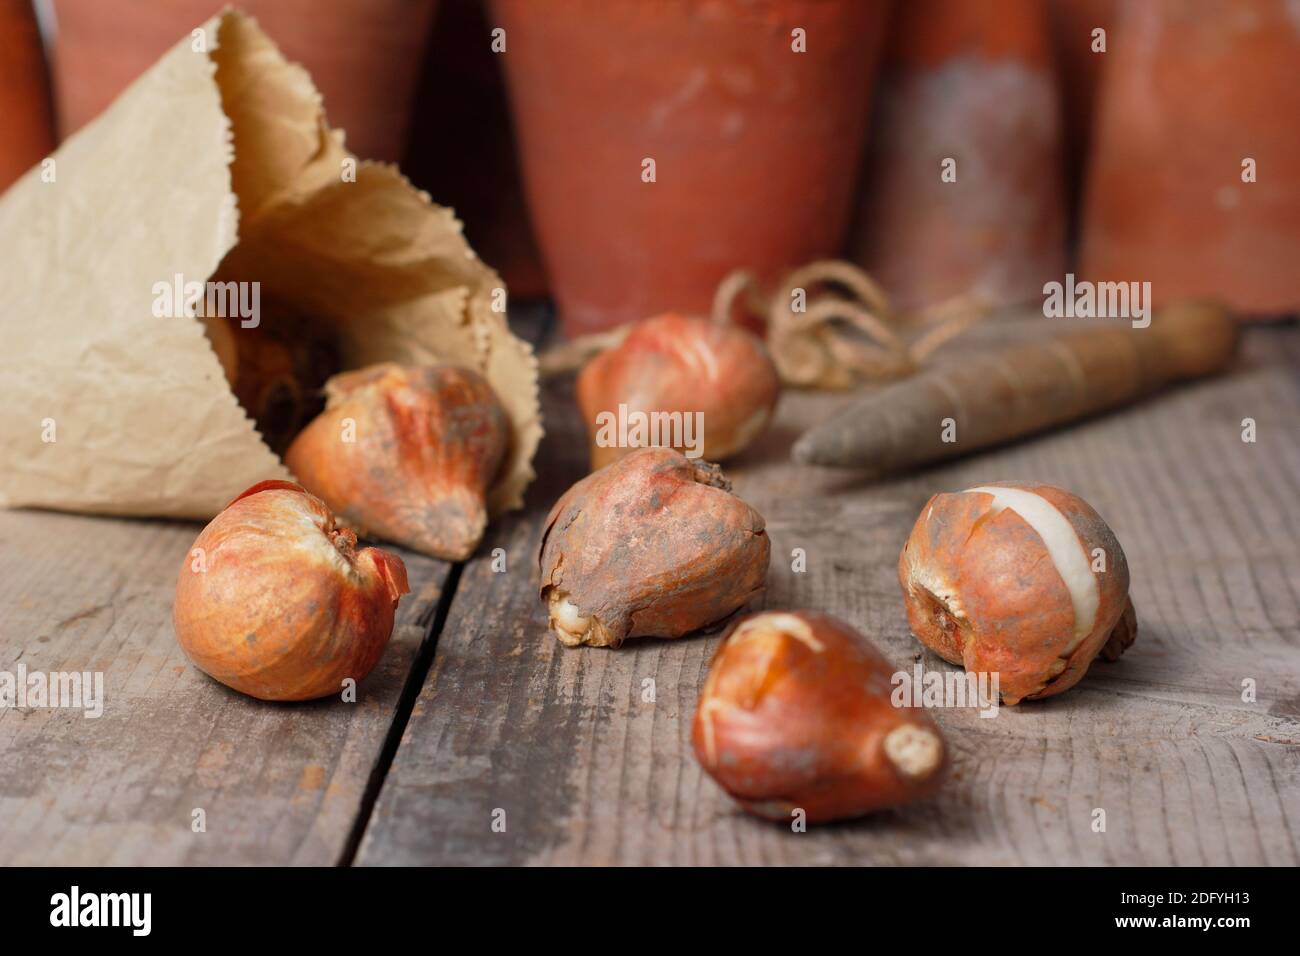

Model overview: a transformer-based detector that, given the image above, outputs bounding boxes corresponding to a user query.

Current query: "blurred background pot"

[850,0,1067,313]
[1049,0,1115,218]
[1079,0,1300,317]
[491,0,889,336]
[49,0,438,162]
[407,0,547,300]
[0,0,55,192]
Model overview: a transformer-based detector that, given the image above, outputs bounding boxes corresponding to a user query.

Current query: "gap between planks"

[353,319,1300,866]
[337,303,554,865]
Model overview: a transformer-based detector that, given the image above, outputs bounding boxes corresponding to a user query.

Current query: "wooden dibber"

[792,302,1239,472]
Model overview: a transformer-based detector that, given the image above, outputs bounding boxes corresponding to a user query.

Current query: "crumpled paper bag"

[0,8,541,520]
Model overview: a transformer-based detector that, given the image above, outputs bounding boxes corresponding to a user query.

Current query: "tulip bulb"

[577,312,779,470]
[693,610,947,823]
[898,481,1136,704]
[286,363,510,561]
[539,447,770,647]
[173,480,409,701]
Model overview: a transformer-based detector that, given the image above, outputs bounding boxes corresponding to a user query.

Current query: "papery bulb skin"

[693,610,947,823]
[899,481,1135,704]
[577,313,779,470]
[173,480,410,701]
[538,448,770,647]
[286,363,510,561]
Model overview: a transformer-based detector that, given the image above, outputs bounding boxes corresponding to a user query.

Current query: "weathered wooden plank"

[0,487,452,866]
[0,307,549,866]
[358,321,1300,865]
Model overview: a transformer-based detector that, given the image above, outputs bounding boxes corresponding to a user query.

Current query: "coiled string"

[540,260,986,387]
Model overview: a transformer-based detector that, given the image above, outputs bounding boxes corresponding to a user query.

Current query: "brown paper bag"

[0,8,541,522]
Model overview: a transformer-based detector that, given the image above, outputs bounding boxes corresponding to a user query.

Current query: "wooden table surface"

[2,314,1297,866]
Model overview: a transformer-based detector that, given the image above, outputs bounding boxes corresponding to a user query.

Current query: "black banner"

[0,866,1282,941]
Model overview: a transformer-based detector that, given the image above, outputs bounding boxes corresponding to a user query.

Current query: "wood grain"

[2,317,1294,865]
[357,321,1300,866]
[0,308,549,866]
[0,496,452,865]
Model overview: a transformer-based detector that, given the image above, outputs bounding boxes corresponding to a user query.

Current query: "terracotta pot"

[50,0,437,162]
[0,0,55,192]
[851,0,1067,313]
[491,0,888,336]
[1049,0,1116,217]
[1079,0,1300,317]
[407,0,547,299]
